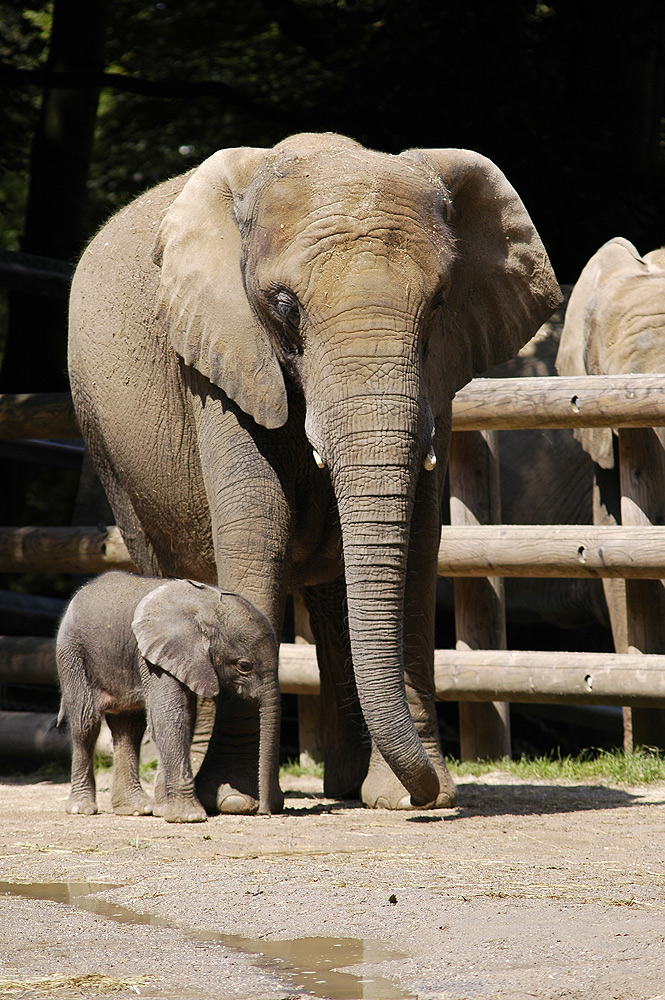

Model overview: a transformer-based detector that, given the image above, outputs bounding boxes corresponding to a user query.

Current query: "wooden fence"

[2,375,665,761]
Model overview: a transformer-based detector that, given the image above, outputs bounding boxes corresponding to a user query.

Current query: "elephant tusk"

[312,448,325,469]
[423,446,437,471]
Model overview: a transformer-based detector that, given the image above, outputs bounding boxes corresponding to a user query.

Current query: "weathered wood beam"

[0,393,79,439]
[0,637,58,684]
[438,525,665,578]
[3,639,665,709]
[0,711,70,758]
[448,429,511,760]
[452,375,665,430]
[432,649,665,708]
[277,643,665,707]
[0,526,135,574]
[2,377,665,443]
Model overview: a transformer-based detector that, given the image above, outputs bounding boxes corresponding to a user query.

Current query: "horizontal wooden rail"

[2,377,665,441]
[0,711,70,758]
[452,375,665,430]
[5,639,665,708]
[278,645,665,707]
[0,637,60,684]
[0,393,79,439]
[437,525,665,578]
[432,649,665,707]
[2,524,665,579]
[0,526,136,573]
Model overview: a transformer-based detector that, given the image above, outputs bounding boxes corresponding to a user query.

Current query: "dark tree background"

[1,0,664,391]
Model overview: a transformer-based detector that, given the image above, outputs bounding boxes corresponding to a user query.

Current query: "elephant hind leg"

[195,695,262,815]
[58,647,100,815]
[106,711,153,816]
[302,579,371,800]
[80,421,163,576]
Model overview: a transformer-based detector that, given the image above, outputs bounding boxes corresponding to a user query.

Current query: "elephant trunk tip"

[406,763,440,808]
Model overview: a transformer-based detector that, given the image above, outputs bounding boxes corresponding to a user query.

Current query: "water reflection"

[0,881,415,999]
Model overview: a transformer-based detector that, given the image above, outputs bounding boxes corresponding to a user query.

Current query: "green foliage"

[447,748,665,786]
[280,756,325,779]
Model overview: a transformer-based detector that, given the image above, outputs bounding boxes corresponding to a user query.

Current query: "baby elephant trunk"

[257,677,283,814]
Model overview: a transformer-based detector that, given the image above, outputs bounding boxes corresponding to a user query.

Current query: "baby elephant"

[56,572,282,821]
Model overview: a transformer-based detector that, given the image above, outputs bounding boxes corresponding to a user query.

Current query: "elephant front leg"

[189,395,291,815]
[142,671,207,823]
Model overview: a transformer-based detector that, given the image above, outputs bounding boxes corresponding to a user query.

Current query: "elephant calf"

[56,572,282,821]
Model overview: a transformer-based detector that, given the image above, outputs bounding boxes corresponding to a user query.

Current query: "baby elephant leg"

[105,711,153,816]
[58,647,101,816]
[67,713,101,815]
[145,672,207,823]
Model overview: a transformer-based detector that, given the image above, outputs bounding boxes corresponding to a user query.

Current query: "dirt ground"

[0,769,664,1000]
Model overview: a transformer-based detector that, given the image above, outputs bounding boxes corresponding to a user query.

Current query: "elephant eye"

[430,289,448,313]
[266,285,303,359]
[276,289,296,320]
[270,286,300,329]
[236,658,254,675]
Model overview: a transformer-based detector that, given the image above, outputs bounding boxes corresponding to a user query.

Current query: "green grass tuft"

[446,747,665,785]
[280,756,324,779]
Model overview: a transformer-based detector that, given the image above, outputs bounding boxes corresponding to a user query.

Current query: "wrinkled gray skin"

[68,132,560,812]
[56,572,282,822]
[556,237,665,651]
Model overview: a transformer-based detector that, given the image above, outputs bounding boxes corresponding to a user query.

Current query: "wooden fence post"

[618,427,665,750]
[293,592,323,765]
[448,429,511,760]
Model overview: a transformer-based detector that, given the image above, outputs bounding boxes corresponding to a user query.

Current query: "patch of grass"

[446,747,665,785]
[280,755,324,779]
[93,754,157,783]
[94,750,113,774]
[140,758,158,781]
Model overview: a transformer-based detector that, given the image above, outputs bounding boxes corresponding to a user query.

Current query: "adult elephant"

[556,237,665,657]
[68,132,560,811]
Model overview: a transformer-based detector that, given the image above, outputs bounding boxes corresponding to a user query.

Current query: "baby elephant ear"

[152,147,289,430]
[132,580,220,698]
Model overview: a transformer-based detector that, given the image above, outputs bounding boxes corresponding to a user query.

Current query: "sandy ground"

[0,770,664,1000]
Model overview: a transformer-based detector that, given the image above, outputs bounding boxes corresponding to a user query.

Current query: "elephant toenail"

[218,793,257,814]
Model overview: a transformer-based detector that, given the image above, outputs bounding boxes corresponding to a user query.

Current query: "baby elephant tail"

[56,700,68,729]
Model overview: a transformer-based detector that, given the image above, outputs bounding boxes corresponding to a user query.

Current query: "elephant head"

[556,236,665,468]
[131,579,281,814]
[151,133,560,806]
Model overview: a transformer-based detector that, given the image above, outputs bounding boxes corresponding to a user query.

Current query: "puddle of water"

[0,881,415,999]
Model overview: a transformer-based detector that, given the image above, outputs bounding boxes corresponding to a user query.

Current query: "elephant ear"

[405,148,562,394]
[152,148,288,430]
[131,580,221,698]
[556,237,644,468]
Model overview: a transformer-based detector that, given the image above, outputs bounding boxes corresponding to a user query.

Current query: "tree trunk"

[1,0,109,391]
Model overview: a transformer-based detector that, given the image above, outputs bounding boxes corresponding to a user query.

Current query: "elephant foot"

[217,784,259,815]
[162,798,208,824]
[195,758,260,816]
[361,748,456,810]
[112,792,153,817]
[152,771,208,821]
[66,794,98,816]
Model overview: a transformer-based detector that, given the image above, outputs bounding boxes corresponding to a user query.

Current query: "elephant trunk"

[257,677,283,815]
[325,407,440,807]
